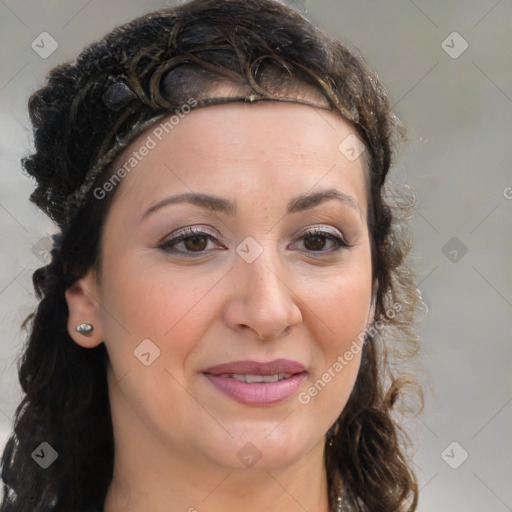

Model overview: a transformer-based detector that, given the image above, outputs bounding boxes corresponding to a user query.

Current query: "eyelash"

[158,226,351,257]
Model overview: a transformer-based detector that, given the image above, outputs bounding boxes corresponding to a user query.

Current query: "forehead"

[107,101,368,215]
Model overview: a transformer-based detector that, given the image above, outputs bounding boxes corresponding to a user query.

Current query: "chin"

[197,423,321,471]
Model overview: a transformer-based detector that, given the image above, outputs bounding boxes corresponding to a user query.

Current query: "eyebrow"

[141,188,361,221]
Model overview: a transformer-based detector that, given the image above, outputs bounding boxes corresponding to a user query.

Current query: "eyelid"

[295,224,348,243]
[162,225,346,242]
[160,225,221,244]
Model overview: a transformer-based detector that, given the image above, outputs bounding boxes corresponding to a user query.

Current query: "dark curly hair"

[0,0,423,511]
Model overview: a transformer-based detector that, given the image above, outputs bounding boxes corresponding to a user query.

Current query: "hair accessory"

[75,323,94,336]
[102,80,138,111]
[58,62,336,228]
[63,92,333,225]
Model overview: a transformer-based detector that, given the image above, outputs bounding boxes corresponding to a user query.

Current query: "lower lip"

[204,372,307,406]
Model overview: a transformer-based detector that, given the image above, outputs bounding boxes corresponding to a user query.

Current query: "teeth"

[228,373,292,383]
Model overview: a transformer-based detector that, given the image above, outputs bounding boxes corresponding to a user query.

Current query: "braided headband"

[63,74,337,226]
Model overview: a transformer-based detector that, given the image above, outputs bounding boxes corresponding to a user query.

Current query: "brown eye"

[183,235,208,252]
[159,227,224,256]
[292,227,350,255]
[303,233,329,251]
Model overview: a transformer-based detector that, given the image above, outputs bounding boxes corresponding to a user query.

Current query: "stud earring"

[75,323,94,337]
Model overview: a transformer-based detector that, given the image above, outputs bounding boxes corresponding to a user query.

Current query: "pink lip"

[203,358,306,376]
[204,373,307,406]
[203,359,307,406]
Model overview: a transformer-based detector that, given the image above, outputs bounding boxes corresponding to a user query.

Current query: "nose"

[223,245,303,341]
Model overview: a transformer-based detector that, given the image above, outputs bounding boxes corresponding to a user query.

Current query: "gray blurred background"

[1,1,511,511]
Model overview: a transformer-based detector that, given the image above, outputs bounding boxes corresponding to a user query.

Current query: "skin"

[65,98,375,512]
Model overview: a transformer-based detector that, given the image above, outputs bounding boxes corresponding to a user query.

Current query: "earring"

[75,323,94,337]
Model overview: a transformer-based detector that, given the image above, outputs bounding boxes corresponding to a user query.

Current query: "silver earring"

[75,323,94,337]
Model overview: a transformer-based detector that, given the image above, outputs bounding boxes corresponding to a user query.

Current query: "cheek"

[301,258,373,346]
[97,252,223,374]
[297,257,372,411]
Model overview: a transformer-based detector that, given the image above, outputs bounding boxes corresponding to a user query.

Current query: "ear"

[65,269,104,348]
[367,279,379,325]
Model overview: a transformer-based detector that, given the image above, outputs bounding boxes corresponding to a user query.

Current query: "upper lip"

[203,358,306,376]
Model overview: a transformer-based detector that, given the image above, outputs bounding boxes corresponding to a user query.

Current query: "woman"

[0,0,423,510]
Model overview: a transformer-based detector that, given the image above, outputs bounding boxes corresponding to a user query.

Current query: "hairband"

[63,84,334,225]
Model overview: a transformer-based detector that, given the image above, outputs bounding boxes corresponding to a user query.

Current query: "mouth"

[203,359,307,406]
[216,372,294,383]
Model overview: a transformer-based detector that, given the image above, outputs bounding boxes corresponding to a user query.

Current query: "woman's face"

[67,100,374,474]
